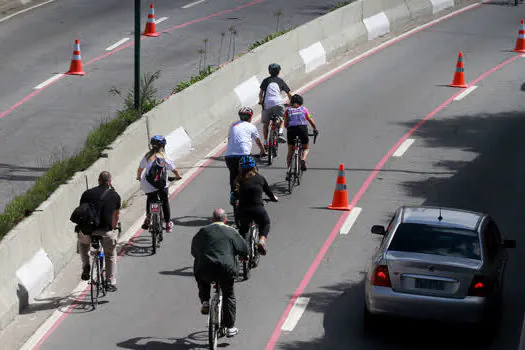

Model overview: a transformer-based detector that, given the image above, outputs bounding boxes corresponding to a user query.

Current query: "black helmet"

[268,63,281,77]
[238,107,254,121]
[290,94,303,106]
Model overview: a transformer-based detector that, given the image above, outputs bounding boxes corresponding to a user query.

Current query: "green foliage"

[329,1,352,11]
[172,66,218,94]
[248,29,290,51]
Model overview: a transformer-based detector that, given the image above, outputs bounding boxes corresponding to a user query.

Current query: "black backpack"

[70,189,110,234]
[145,157,167,189]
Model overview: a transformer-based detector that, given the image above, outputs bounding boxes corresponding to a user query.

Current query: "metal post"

[134,0,141,111]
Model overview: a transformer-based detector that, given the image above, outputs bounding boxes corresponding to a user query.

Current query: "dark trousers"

[196,273,236,328]
[146,188,170,224]
[238,206,271,239]
[225,156,242,193]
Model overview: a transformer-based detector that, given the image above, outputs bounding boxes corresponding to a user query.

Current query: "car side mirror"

[371,225,386,235]
[503,239,516,249]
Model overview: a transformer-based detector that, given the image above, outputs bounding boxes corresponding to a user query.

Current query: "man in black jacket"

[191,208,248,338]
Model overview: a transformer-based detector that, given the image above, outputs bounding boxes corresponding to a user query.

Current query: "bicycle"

[148,176,177,254]
[286,131,317,194]
[89,223,121,309]
[266,113,282,166]
[208,281,225,349]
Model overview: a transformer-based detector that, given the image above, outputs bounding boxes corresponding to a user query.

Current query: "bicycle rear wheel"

[243,227,255,280]
[251,224,260,268]
[90,257,100,308]
[267,131,275,166]
[208,292,221,350]
[151,214,158,255]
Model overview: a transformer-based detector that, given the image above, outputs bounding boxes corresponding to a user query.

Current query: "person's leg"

[254,207,271,255]
[196,275,211,314]
[99,230,118,290]
[275,105,286,143]
[78,232,91,280]
[261,109,271,145]
[299,126,310,171]
[158,188,172,231]
[238,209,251,241]
[220,275,237,336]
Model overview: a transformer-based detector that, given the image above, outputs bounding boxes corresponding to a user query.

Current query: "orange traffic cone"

[450,51,467,88]
[328,164,350,211]
[66,39,85,76]
[143,4,160,37]
[513,20,525,53]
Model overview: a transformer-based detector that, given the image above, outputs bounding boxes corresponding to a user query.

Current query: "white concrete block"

[363,11,390,41]
[234,76,260,107]
[165,126,193,162]
[300,42,327,73]
[15,249,54,303]
[430,0,454,14]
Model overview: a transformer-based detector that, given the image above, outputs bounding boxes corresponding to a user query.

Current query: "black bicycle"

[148,176,177,254]
[89,235,106,308]
[287,131,317,193]
[208,281,225,349]
[267,114,282,166]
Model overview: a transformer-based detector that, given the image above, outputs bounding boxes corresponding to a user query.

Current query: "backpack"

[145,157,167,189]
[70,189,110,234]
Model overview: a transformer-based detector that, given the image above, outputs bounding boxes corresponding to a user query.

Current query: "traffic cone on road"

[143,4,160,37]
[66,39,85,76]
[513,20,525,53]
[328,164,350,211]
[449,51,467,88]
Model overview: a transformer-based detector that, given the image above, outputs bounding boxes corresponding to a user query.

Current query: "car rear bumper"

[365,284,487,323]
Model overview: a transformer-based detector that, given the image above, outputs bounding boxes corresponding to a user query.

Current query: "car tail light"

[372,265,392,287]
[468,276,492,297]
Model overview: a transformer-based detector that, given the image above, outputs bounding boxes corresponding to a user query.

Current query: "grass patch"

[0,73,162,241]
[329,1,352,11]
[248,29,290,51]
[172,66,219,94]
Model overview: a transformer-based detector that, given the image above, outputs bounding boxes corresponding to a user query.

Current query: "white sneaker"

[226,327,239,337]
[166,221,174,233]
[200,301,210,315]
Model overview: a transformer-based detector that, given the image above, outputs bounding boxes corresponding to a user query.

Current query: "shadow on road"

[280,110,525,349]
[116,331,210,350]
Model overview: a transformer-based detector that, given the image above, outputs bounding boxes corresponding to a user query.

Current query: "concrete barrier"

[0,0,478,332]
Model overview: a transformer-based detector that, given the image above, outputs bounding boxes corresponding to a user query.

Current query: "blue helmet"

[239,155,256,169]
[151,135,167,147]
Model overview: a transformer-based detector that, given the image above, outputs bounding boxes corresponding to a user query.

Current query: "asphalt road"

[0,0,348,212]
[29,2,525,350]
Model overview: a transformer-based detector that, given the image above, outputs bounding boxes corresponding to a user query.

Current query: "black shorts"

[287,125,309,145]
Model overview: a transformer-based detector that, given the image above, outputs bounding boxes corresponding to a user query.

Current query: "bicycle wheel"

[90,256,100,308]
[100,255,107,297]
[243,227,254,280]
[267,131,274,166]
[151,213,158,255]
[296,151,302,186]
[208,292,221,350]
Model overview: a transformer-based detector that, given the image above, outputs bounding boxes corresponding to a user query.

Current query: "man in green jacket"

[191,208,248,338]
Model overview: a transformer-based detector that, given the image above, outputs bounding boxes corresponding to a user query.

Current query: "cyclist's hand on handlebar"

[272,195,279,202]
[168,175,182,182]
[313,129,319,136]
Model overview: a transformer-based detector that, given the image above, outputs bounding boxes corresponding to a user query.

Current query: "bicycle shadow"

[123,236,154,257]
[116,331,225,349]
[159,266,194,277]
[19,289,102,315]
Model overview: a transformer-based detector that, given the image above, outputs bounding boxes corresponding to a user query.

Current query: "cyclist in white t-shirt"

[259,63,293,147]
[225,107,266,204]
[136,135,182,233]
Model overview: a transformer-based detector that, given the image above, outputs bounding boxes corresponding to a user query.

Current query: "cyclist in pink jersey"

[283,94,318,176]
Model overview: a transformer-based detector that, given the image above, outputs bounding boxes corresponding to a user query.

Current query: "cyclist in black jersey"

[234,155,278,255]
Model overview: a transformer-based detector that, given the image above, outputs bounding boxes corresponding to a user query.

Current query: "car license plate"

[415,279,445,290]
[151,204,160,213]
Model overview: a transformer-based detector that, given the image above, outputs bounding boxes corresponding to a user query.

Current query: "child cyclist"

[283,94,319,176]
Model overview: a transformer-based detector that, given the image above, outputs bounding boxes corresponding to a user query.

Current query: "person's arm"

[191,232,199,258]
[112,193,122,230]
[283,108,289,128]
[281,80,293,101]
[136,156,148,181]
[231,228,249,258]
[258,89,265,105]
[259,79,268,106]
[252,126,267,155]
[261,175,278,201]
[305,108,317,130]
[167,158,182,180]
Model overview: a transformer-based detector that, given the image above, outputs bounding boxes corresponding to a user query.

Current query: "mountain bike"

[208,281,225,350]
[287,131,317,194]
[148,176,177,254]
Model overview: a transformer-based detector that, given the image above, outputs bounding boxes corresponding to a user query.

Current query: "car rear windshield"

[388,223,481,260]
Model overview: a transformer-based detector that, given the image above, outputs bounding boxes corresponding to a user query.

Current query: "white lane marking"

[340,207,362,235]
[34,74,64,90]
[281,297,310,332]
[182,0,206,9]
[392,138,415,157]
[453,85,478,101]
[155,17,168,24]
[105,37,130,51]
[0,0,54,23]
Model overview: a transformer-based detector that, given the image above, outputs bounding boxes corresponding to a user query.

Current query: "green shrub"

[173,66,218,94]
[329,1,352,11]
[248,29,290,51]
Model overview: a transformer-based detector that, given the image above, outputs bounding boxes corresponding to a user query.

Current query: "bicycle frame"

[90,236,106,308]
[267,115,280,166]
[287,131,317,193]
[149,197,164,255]
[208,282,224,349]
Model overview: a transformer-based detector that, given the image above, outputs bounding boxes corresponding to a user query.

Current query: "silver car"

[364,206,515,329]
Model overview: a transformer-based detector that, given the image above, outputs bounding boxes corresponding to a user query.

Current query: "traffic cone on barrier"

[328,164,350,211]
[449,51,467,88]
[513,20,525,53]
[143,4,160,37]
[66,39,85,76]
